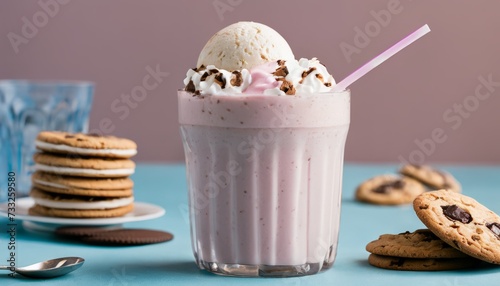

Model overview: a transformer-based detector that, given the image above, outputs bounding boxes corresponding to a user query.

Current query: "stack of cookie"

[29,131,137,218]
[366,190,500,270]
[366,229,480,271]
[355,164,461,205]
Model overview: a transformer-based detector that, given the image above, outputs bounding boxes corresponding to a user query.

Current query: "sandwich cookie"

[32,171,133,197]
[29,188,134,218]
[36,131,137,159]
[34,153,135,178]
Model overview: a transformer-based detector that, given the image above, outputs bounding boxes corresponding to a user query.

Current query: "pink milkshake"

[179,22,350,277]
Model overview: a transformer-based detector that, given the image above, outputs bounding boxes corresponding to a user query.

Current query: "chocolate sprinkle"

[214,73,226,88]
[299,67,317,84]
[200,72,210,81]
[301,67,317,78]
[278,79,296,95]
[486,222,500,239]
[273,66,289,77]
[185,80,196,93]
[315,73,324,82]
[230,71,243,87]
[441,205,473,224]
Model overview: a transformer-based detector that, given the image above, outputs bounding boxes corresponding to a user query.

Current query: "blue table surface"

[1,164,500,285]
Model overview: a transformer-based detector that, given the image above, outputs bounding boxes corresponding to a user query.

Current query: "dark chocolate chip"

[486,222,500,239]
[410,229,439,242]
[389,258,405,267]
[372,180,405,194]
[420,231,439,242]
[441,205,472,224]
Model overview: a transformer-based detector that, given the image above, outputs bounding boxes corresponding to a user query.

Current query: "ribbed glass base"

[195,245,335,277]
[198,260,333,277]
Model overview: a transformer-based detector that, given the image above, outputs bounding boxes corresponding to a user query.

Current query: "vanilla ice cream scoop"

[196,22,295,71]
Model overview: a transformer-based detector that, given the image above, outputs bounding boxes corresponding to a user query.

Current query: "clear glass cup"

[178,90,350,277]
[0,80,94,201]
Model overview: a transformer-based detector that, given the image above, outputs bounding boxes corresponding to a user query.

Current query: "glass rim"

[0,79,95,88]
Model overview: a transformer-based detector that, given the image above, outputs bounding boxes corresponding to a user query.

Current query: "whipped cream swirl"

[184,58,335,96]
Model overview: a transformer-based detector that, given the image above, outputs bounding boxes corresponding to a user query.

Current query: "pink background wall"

[1,0,499,163]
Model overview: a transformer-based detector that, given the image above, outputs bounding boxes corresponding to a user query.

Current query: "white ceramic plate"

[0,197,165,226]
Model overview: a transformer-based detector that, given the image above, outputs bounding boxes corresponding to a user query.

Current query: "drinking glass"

[0,80,94,201]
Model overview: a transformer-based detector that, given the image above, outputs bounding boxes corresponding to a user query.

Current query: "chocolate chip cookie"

[366,229,469,258]
[413,189,500,264]
[355,175,425,205]
[368,254,481,271]
[400,164,461,193]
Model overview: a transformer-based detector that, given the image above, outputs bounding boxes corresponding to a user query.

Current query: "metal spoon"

[0,257,84,278]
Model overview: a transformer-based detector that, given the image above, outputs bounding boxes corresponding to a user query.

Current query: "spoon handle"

[0,265,11,271]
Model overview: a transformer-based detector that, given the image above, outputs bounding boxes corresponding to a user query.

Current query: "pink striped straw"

[333,24,431,92]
